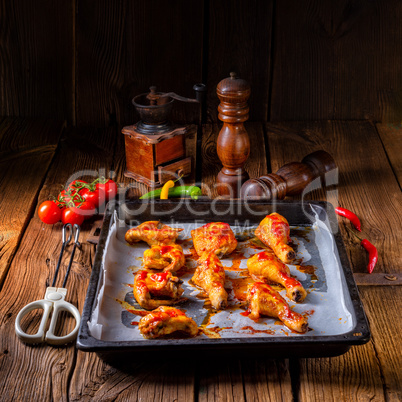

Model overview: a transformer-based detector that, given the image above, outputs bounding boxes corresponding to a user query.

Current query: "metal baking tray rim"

[77,199,371,357]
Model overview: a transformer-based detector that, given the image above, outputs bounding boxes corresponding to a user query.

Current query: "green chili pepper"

[140,185,202,200]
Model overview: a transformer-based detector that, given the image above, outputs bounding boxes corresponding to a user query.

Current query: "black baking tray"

[77,200,370,362]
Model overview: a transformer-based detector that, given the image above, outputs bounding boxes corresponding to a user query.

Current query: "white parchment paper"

[88,212,354,341]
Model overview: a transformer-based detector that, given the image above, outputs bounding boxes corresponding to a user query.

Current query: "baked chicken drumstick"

[143,244,185,273]
[247,250,307,302]
[255,213,295,263]
[192,252,228,310]
[125,221,183,246]
[133,270,184,310]
[191,222,237,258]
[246,282,308,333]
[138,306,198,339]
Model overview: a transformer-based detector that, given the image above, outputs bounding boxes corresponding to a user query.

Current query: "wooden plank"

[270,1,402,122]
[201,122,268,198]
[206,0,274,122]
[265,120,401,401]
[198,360,245,402]
[76,0,204,127]
[359,287,402,402]
[242,359,294,401]
[0,118,64,286]
[299,288,402,401]
[70,356,195,401]
[376,123,402,187]
[0,1,73,122]
[0,126,117,401]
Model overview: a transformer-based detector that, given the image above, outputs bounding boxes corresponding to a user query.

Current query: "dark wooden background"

[1,0,402,128]
[1,2,402,400]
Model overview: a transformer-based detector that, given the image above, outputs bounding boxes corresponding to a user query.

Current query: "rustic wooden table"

[0,117,400,401]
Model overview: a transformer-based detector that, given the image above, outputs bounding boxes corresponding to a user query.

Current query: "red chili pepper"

[335,207,362,232]
[346,227,378,274]
[361,239,378,274]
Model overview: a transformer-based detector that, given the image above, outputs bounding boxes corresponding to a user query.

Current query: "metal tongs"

[15,224,81,345]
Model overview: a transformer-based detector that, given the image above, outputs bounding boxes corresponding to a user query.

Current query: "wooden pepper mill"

[240,150,337,199]
[216,72,251,197]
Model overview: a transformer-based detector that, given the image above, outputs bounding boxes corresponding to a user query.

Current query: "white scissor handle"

[45,299,81,345]
[15,287,81,345]
[15,299,53,344]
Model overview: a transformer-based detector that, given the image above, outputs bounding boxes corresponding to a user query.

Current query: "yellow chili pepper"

[160,180,175,199]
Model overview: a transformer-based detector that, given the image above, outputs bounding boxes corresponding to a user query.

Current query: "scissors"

[15,224,81,345]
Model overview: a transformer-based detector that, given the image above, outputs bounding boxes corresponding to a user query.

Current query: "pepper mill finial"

[216,73,251,197]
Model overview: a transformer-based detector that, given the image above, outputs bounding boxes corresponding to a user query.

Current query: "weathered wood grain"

[242,359,294,401]
[359,287,402,402]
[76,0,204,127]
[70,354,195,402]
[298,287,402,402]
[0,118,64,286]
[0,126,116,401]
[270,1,402,122]
[201,122,268,198]
[376,123,402,187]
[265,120,402,401]
[0,1,73,122]
[206,0,274,122]
[298,348,385,401]
[198,360,245,402]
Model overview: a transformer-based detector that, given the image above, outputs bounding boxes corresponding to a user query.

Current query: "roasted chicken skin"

[191,222,237,258]
[133,270,184,310]
[143,244,185,273]
[138,306,198,339]
[192,252,228,310]
[246,282,308,333]
[125,221,183,247]
[247,250,307,302]
[255,213,295,263]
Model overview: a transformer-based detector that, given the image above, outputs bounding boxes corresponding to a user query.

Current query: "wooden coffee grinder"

[216,72,251,197]
[122,84,206,187]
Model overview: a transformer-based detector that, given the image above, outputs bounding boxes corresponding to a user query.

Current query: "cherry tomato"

[62,207,85,226]
[38,201,62,224]
[80,187,105,209]
[67,180,87,193]
[57,189,82,206]
[76,200,96,220]
[96,179,118,201]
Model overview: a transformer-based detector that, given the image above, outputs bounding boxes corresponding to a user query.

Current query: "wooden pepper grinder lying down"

[240,150,337,199]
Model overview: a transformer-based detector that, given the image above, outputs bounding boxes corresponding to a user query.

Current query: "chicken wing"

[247,250,307,302]
[142,244,185,273]
[133,270,184,310]
[191,222,237,258]
[255,213,295,263]
[125,221,183,246]
[192,252,228,310]
[138,306,198,339]
[246,282,308,333]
